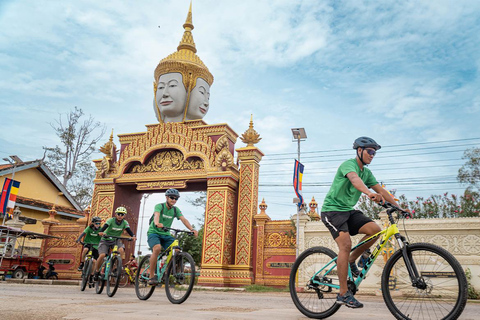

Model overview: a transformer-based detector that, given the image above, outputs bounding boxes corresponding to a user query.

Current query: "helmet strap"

[357,148,368,167]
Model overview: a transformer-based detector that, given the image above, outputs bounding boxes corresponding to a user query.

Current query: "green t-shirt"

[83,225,101,249]
[103,217,130,240]
[147,203,183,236]
[321,158,378,212]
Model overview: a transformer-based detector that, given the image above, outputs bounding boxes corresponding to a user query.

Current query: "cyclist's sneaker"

[148,276,159,286]
[93,271,100,281]
[350,262,360,278]
[336,291,364,308]
[77,262,84,271]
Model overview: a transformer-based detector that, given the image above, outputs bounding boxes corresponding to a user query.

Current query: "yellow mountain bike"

[135,227,195,304]
[289,202,467,320]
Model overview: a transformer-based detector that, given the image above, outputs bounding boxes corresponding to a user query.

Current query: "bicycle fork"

[395,235,427,290]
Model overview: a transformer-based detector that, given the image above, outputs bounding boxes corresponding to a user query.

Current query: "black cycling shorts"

[83,244,99,260]
[321,210,373,239]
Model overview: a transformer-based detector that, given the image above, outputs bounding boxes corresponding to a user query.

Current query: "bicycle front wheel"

[80,258,93,291]
[165,252,195,304]
[135,254,155,300]
[289,246,341,319]
[106,256,122,297]
[382,242,467,320]
[95,263,105,294]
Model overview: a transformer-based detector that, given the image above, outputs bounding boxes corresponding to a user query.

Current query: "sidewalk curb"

[5,278,80,286]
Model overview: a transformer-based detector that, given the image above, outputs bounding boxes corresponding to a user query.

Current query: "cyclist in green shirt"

[147,188,198,285]
[93,206,136,280]
[76,216,102,271]
[321,137,409,309]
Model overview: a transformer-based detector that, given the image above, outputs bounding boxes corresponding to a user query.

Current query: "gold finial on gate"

[240,114,261,147]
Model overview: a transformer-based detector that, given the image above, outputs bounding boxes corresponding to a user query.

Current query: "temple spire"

[177,1,197,53]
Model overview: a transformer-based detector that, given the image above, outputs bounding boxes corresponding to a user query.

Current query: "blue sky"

[1,1,479,250]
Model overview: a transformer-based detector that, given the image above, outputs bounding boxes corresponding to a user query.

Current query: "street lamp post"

[291,128,307,257]
[137,193,151,258]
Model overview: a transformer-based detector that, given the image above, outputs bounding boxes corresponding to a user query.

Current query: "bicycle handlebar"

[378,201,412,218]
[101,235,134,241]
[161,226,195,236]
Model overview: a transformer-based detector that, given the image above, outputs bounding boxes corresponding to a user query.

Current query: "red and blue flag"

[293,160,304,208]
[0,178,21,217]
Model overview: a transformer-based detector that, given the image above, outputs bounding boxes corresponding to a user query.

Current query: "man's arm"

[346,172,384,203]
[76,232,86,243]
[153,211,163,229]
[98,222,109,236]
[179,216,198,237]
[371,184,399,206]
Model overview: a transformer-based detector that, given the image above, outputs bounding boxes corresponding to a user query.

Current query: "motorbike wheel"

[48,274,58,280]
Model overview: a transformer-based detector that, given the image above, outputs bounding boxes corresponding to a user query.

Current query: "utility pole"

[291,128,307,257]
[137,193,151,259]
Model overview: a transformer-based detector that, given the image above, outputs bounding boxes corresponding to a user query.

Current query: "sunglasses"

[116,213,125,216]
[94,222,101,225]
[168,196,178,201]
[365,149,376,156]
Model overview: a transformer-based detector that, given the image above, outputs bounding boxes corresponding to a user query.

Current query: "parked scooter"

[37,261,59,280]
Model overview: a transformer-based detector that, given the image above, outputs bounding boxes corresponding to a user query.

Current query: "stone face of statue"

[155,72,187,122]
[185,78,210,121]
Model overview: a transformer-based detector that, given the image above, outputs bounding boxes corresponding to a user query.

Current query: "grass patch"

[243,284,289,292]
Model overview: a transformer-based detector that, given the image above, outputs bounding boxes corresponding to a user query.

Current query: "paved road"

[0,283,478,320]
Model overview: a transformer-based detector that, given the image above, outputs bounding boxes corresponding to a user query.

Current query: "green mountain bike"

[79,242,95,291]
[289,202,467,320]
[135,227,196,304]
[95,235,133,297]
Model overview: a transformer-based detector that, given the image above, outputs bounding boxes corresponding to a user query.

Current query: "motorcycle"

[37,261,58,280]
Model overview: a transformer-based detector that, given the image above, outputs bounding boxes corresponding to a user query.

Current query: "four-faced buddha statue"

[153,3,213,123]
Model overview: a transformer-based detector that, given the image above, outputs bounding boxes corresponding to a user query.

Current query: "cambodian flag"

[293,160,304,208]
[0,178,21,217]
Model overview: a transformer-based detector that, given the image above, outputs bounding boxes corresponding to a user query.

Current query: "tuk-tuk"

[0,225,60,279]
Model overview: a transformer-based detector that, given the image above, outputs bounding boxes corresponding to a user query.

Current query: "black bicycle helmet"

[165,188,180,198]
[353,137,381,150]
[91,216,102,223]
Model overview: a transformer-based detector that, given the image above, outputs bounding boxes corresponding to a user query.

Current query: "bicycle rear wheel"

[107,256,122,297]
[119,270,129,288]
[382,242,467,320]
[135,254,155,300]
[80,258,93,291]
[289,246,341,319]
[165,252,195,304]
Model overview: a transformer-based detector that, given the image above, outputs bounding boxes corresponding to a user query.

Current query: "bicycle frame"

[100,245,120,280]
[155,238,180,281]
[311,220,401,290]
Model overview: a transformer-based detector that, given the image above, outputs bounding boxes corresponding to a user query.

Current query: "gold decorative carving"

[98,130,118,178]
[240,115,261,147]
[129,150,204,173]
[137,180,187,191]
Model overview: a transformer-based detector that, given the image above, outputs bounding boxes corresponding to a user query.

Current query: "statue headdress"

[154,2,214,122]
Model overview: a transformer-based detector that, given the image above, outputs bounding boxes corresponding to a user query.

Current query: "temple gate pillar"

[231,144,264,285]
[253,199,271,285]
[198,173,239,286]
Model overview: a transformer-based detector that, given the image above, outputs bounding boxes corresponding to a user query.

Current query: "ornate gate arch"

[89,119,263,286]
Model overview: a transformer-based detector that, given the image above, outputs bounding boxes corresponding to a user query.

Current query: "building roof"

[0,159,83,212]
[16,195,84,219]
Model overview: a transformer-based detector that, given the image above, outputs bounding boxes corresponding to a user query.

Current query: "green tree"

[180,191,207,266]
[43,107,106,209]
[458,147,480,190]
[178,224,203,266]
